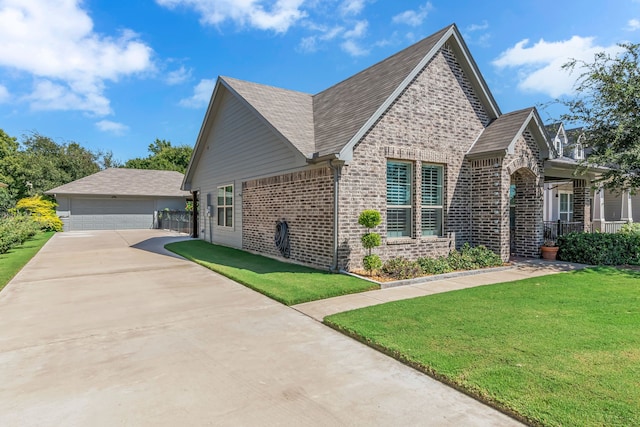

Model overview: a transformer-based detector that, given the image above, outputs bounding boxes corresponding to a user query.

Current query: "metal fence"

[543,220,584,241]
[156,210,192,234]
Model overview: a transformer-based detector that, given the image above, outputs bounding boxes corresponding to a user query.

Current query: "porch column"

[573,179,591,232]
[591,186,606,232]
[621,189,633,223]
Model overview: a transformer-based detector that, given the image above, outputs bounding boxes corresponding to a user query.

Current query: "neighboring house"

[182,23,594,271]
[45,168,190,231]
[544,124,635,234]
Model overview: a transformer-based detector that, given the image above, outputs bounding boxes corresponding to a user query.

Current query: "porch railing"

[593,220,628,234]
[543,220,584,241]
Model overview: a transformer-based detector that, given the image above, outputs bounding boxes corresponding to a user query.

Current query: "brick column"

[573,179,591,232]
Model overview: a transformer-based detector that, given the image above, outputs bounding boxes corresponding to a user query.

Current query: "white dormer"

[548,123,567,158]
[573,133,585,160]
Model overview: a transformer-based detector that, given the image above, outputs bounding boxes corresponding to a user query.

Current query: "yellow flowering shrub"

[15,195,63,232]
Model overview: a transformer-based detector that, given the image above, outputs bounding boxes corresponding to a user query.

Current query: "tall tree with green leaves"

[124,139,192,173]
[560,43,640,191]
[0,130,102,200]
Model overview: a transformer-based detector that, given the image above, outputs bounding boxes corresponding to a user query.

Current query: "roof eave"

[182,77,225,191]
[465,149,508,161]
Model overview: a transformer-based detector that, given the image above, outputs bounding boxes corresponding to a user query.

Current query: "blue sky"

[0,0,638,162]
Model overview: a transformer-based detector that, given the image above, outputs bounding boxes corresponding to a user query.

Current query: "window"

[421,164,443,236]
[559,192,573,222]
[387,161,412,237]
[217,185,233,227]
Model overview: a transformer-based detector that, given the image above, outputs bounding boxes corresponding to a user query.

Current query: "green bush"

[382,257,422,280]
[619,222,640,235]
[417,256,453,275]
[0,214,39,254]
[558,232,640,265]
[358,210,382,229]
[361,232,381,249]
[363,254,382,273]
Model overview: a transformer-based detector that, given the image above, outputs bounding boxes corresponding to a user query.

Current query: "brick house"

[182,23,592,271]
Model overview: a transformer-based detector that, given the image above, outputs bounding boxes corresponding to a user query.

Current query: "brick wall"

[470,157,507,259]
[338,44,490,270]
[242,167,335,269]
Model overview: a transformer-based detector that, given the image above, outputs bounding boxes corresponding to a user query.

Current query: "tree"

[0,130,103,200]
[560,43,640,191]
[124,139,192,173]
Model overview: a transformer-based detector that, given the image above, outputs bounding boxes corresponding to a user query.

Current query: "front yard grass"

[0,231,55,292]
[325,267,640,426]
[165,240,378,305]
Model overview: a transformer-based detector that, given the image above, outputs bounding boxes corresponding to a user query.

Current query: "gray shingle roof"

[187,23,506,174]
[312,26,450,156]
[467,108,536,156]
[221,76,315,156]
[45,168,190,197]
[211,26,452,159]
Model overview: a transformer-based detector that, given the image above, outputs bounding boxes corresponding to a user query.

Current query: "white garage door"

[68,198,155,231]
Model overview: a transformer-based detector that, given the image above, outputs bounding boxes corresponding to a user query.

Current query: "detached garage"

[45,168,191,231]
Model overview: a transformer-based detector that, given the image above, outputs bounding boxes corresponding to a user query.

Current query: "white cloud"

[341,20,369,56]
[166,66,192,85]
[341,39,369,56]
[156,0,306,33]
[627,18,640,31]
[464,21,491,47]
[344,20,367,39]
[340,0,365,16]
[466,21,489,32]
[493,36,622,98]
[179,78,216,108]
[0,0,154,115]
[392,2,432,27]
[0,84,9,103]
[96,120,129,135]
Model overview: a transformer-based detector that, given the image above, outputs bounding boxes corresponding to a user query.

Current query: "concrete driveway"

[0,230,520,426]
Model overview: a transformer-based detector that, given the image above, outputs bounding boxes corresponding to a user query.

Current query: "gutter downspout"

[328,159,343,272]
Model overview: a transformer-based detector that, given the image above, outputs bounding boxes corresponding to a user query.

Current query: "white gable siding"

[190,89,305,248]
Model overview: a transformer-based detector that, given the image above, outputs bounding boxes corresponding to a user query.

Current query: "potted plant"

[540,240,559,260]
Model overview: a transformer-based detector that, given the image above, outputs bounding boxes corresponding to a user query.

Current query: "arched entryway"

[510,168,543,257]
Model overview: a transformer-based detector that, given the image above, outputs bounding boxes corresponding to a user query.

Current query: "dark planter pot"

[540,246,559,260]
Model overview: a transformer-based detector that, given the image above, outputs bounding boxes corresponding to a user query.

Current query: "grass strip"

[0,231,55,292]
[165,240,378,305]
[325,267,640,426]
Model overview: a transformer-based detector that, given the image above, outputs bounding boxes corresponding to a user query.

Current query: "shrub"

[0,214,39,254]
[358,209,382,276]
[363,254,382,273]
[382,257,422,280]
[558,232,640,265]
[14,195,63,232]
[417,256,453,275]
[619,222,640,236]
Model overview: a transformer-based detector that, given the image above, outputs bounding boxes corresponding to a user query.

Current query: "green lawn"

[0,231,55,292]
[165,240,378,305]
[325,267,640,427]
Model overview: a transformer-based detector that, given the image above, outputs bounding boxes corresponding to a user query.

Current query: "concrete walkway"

[0,230,521,426]
[293,258,588,321]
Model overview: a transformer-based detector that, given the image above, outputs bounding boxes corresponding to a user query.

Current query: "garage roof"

[45,168,191,198]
